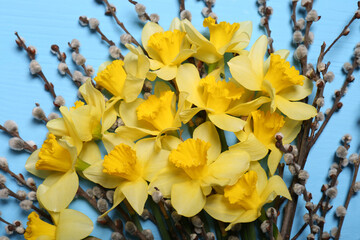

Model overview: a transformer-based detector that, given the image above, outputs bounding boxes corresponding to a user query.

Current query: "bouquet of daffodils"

[1,0,360,239]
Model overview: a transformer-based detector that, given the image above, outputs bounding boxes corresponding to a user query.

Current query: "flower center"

[251,110,285,147]
[147,30,186,65]
[169,138,210,180]
[36,134,73,172]
[224,170,262,210]
[94,60,127,97]
[24,212,56,240]
[264,54,304,93]
[203,17,240,51]
[136,91,175,131]
[199,75,244,113]
[103,143,141,181]
[71,100,85,110]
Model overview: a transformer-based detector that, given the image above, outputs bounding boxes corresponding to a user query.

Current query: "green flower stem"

[124,199,143,231]
[149,199,172,240]
[214,220,223,240]
[240,222,256,240]
[200,211,211,233]
[207,62,217,74]
[216,127,229,152]
[157,201,180,240]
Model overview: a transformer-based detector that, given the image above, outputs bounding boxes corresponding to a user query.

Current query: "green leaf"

[75,158,91,171]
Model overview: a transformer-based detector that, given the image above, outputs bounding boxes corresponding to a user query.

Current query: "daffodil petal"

[179,107,204,124]
[226,96,270,116]
[149,59,164,70]
[264,49,290,73]
[83,161,123,189]
[249,162,268,194]
[171,181,205,217]
[160,135,182,151]
[102,132,135,153]
[37,170,78,212]
[119,178,148,215]
[123,75,145,103]
[148,166,187,197]
[261,175,291,202]
[275,95,317,120]
[25,149,52,179]
[169,17,181,31]
[153,65,177,81]
[204,194,245,223]
[278,77,313,101]
[228,55,262,91]
[226,209,259,229]
[281,119,301,144]
[208,113,246,132]
[248,35,267,79]
[101,186,125,217]
[46,118,69,137]
[56,209,93,240]
[268,147,283,176]
[79,79,105,115]
[173,49,196,65]
[142,22,164,53]
[78,141,101,165]
[208,150,250,186]
[70,106,95,142]
[262,80,276,112]
[229,133,268,161]
[193,121,221,163]
[176,64,205,107]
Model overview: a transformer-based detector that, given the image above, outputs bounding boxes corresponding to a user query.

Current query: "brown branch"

[261,1,274,54]
[334,162,359,240]
[0,165,37,192]
[77,186,126,237]
[179,0,185,13]
[14,32,58,106]
[102,0,147,55]
[128,0,151,21]
[0,125,36,153]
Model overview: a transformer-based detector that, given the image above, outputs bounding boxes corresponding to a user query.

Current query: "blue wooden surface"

[0,0,360,239]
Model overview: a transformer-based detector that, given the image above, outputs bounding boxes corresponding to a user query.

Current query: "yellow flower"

[95,60,127,97]
[183,17,252,63]
[47,79,117,153]
[204,162,291,230]
[25,134,101,212]
[116,81,190,148]
[232,109,301,175]
[228,35,317,120]
[149,121,251,217]
[141,18,195,80]
[83,137,170,215]
[24,210,93,240]
[176,64,270,132]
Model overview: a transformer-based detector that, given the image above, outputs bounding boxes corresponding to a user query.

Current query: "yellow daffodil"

[46,79,117,154]
[229,35,317,120]
[116,81,190,148]
[24,209,93,240]
[25,134,101,212]
[183,17,252,63]
[141,18,195,80]
[233,110,301,175]
[149,121,251,217]
[204,162,291,230]
[96,45,156,103]
[83,137,170,215]
[176,64,270,132]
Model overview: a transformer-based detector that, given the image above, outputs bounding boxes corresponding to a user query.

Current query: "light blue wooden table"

[0,0,360,239]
